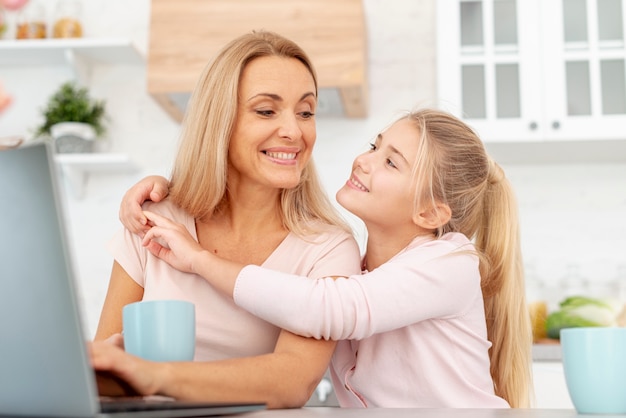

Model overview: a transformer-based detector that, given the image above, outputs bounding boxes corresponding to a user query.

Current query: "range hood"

[147,0,368,123]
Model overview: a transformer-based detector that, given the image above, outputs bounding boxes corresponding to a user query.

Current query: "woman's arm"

[119,176,170,236]
[91,329,335,408]
[94,261,144,340]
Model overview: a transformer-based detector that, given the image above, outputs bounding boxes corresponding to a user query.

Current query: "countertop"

[532,343,562,361]
[242,408,615,418]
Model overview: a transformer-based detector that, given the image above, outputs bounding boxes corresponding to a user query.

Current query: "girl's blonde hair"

[406,108,532,408]
[169,30,349,235]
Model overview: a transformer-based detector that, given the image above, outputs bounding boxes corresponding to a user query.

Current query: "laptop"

[0,142,265,417]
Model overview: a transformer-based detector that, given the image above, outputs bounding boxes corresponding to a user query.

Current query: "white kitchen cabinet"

[0,38,143,197]
[437,0,626,162]
[532,362,574,409]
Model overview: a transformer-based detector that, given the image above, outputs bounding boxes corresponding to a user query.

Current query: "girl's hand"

[141,210,207,274]
[89,339,165,397]
[119,176,170,237]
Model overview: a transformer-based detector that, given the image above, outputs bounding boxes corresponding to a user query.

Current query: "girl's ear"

[413,203,452,230]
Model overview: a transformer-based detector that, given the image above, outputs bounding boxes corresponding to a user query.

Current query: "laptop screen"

[0,142,101,417]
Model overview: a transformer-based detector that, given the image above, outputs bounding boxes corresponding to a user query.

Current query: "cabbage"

[545,296,620,339]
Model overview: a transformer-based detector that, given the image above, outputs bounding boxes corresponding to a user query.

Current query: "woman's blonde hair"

[405,108,532,408]
[169,30,349,235]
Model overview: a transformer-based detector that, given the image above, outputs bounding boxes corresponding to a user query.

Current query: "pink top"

[107,199,361,361]
[234,233,509,408]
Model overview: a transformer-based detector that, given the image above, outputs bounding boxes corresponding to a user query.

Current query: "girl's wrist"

[192,249,215,280]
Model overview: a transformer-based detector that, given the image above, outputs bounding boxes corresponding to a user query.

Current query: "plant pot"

[50,122,96,153]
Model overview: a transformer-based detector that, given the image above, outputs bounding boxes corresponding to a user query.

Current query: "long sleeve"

[234,233,482,340]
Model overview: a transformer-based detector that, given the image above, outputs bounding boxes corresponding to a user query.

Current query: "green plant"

[36,82,107,138]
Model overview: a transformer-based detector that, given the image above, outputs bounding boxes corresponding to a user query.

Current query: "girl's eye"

[386,158,397,169]
[256,109,275,117]
[368,142,377,151]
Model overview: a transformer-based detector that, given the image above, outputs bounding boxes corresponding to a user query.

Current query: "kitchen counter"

[532,343,562,361]
[243,408,607,418]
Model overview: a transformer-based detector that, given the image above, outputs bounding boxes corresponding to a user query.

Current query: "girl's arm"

[142,211,479,341]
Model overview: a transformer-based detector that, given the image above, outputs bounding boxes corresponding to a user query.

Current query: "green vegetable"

[545,296,620,339]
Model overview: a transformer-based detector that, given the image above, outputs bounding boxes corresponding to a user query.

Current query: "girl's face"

[228,55,317,192]
[336,118,422,231]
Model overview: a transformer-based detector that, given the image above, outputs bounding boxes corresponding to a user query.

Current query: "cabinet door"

[542,0,626,141]
[437,0,543,142]
[437,0,626,143]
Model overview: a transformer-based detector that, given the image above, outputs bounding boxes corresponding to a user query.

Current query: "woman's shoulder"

[295,219,356,246]
[274,221,361,277]
[142,198,192,223]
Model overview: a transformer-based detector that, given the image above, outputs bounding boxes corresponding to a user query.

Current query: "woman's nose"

[278,114,302,141]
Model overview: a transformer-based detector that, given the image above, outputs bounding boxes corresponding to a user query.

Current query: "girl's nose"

[354,151,372,173]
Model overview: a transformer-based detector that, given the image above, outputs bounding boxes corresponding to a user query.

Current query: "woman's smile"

[263,148,299,166]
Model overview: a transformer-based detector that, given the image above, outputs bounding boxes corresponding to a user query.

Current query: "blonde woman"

[91,30,361,408]
[121,109,533,408]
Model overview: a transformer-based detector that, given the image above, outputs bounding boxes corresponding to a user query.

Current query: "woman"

[120,109,533,408]
[91,30,361,408]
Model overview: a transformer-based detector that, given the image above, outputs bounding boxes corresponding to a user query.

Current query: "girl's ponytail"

[476,159,532,408]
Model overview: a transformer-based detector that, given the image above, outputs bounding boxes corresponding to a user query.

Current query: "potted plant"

[35,81,107,153]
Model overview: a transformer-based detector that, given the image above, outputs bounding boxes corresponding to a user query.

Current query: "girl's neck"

[362,227,435,271]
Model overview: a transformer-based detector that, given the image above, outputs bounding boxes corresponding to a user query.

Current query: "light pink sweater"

[107,199,361,361]
[234,233,510,408]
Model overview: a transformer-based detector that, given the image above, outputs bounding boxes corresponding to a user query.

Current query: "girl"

[120,108,533,408]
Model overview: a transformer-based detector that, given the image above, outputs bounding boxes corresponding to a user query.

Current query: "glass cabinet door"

[437,0,626,142]
[542,0,626,140]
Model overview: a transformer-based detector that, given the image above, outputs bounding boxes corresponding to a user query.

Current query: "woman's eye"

[299,111,315,119]
[256,109,275,117]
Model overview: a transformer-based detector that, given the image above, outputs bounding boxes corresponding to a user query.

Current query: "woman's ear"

[413,203,452,230]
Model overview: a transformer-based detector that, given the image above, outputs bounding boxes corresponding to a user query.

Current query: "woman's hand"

[141,210,207,274]
[89,337,166,397]
[119,176,170,237]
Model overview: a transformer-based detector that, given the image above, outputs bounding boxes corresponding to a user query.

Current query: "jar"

[0,7,7,39]
[16,0,46,39]
[52,0,82,38]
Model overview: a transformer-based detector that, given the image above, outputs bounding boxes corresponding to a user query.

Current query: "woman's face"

[336,118,421,231]
[228,55,317,192]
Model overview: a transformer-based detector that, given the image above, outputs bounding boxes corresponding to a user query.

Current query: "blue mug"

[123,300,195,362]
[561,327,626,414]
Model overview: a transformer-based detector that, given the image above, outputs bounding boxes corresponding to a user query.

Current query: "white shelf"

[54,153,138,198]
[0,38,144,66]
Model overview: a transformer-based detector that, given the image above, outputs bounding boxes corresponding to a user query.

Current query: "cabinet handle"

[552,121,561,130]
[529,121,538,131]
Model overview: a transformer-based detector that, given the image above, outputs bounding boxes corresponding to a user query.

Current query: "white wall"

[2,0,626,340]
